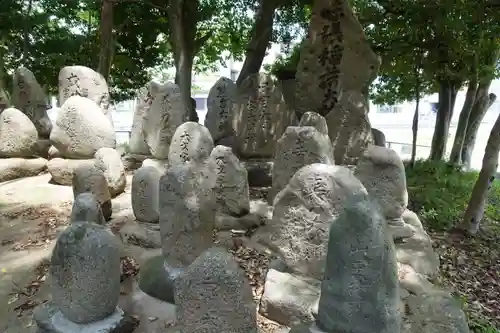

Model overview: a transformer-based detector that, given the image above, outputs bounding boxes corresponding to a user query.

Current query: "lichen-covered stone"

[175,247,257,333]
[49,222,121,324]
[94,147,126,198]
[0,108,38,157]
[256,163,367,279]
[138,254,183,304]
[372,128,386,147]
[144,82,189,159]
[72,164,112,220]
[70,192,105,225]
[298,112,328,135]
[129,81,166,155]
[50,96,116,158]
[325,90,373,164]
[208,145,250,216]
[294,0,379,164]
[132,166,162,223]
[0,157,47,182]
[168,122,214,166]
[270,126,334,202]
[58,65,112,119]
[232,73,296,158]
[47,158,95,186]
[354,145,408,222]
[159,163,216,267]
[315,194,400,333]
[295,0,380,117]
[205,77,236,141]
[12,67,52,138]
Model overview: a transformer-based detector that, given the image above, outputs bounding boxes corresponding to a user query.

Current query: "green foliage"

[353,0,500,105]
[265,40,302,79]
[405,159,500,231]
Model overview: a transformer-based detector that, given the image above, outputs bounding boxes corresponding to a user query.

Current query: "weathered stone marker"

[354,144,408,225]
[33,222,136,332]
[70,192,105,225]
[175,247,257,333]
[132,165,162,223]
[288,194,400,333]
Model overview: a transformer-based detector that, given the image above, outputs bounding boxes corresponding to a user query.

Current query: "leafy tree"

[236,0,311,86]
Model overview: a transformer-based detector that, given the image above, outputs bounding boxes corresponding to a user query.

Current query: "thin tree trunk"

[168,0,200,122]
[411,89,420,167]
[22,0,33,63]
[174,52,195,122]
[461,91,497,169]
[459,107,500,234]
[0,53,9,109]
[429,80,458,160]
[461,44,500,169]
[236,0,279,87]
[449,79,478,164]
[97,0,114,81]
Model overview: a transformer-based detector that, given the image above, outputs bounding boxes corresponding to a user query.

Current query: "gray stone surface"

[175,247,257,333]
[315,194,400,333]
[129,81,166,155]
[132,166,162,223]
[144,82,189,159]
[259,269,320,326]
[0,157,47,182]
[159,163,216,267]
[205,77,236,141]
[208,145,250,216]
[12,67,52,138]
[47,158,94,186]
[232,73,296,158]
[294,0,379,164]
[270,126,334,203]
[354,144,408,221]
[402,292,470,333]
[141,158,168,173]
[255,163,367,279]
[298,112,328,135]
[50,96,116,158]
[72,164,112,220]
[294,0,380,117]
[214,211,261,230]
[0,107,38,158]
[168,121,214,166]
[49,222,121,324]
[372,128,387,147]
[94,147,126,198]
[70,192,105,225]
[325,90,374,164]
[138,254,183,304]
[58,65,112,119]
[398,210,440,277]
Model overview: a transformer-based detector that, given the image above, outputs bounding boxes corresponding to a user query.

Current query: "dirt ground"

[0,173,284,333]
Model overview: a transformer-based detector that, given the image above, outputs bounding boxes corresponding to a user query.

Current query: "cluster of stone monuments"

[0,0,472,331]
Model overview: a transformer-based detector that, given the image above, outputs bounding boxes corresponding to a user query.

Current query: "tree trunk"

[459,107,500,234]
[0,54,9,109]
[97,0,114,81]
[22,0,33,63]
[461,89,497,169]
[168,0,199,122]
[410,88,420,167]
[429,80,459,160]
[449,79,478,164]
[236,0,279,87]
